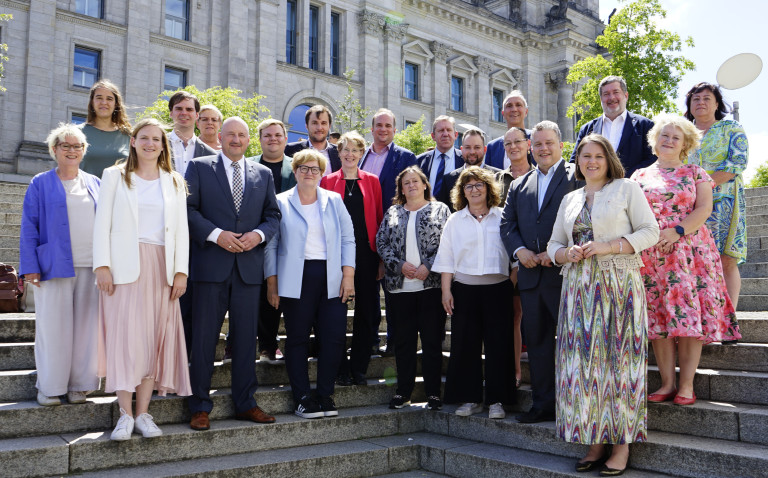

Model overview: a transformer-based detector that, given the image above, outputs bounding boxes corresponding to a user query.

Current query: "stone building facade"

[0,0,602,175]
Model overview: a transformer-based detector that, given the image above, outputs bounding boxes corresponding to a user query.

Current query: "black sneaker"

[295,395,324,419]
[389,394,410,409]
[335,375,354,387]
[319,396,338,417]
[427,396,442,411]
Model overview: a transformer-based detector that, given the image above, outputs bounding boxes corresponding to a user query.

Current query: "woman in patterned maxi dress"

[632,114,740,409]
[549,134,659,475]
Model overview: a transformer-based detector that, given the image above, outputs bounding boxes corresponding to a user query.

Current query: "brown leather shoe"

[235,406,276,423]
[190,411,210,430]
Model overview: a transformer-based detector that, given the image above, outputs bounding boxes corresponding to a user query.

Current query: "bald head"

[220,117,250,161]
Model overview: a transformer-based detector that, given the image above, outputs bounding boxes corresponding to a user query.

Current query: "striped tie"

[232,161,243,212]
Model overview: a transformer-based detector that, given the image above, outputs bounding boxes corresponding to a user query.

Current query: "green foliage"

[335,69,373,136]
[562,141,575,162]
[137,85,270,157]
[0,14,12,92]
[748,160,768,188]
[393,117,434,156]
[567,0,695,131]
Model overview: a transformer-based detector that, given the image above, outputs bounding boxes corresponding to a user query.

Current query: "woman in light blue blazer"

[265,149,355,419]
[20,123,101,407]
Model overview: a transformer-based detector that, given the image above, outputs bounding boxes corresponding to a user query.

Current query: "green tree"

[0,14,12,92]
[748,160,768,188]
[138,85,269,157]
[562,141,575,162]
[567,0,695,131]
[335,69,373,135]
[393,117,434,156]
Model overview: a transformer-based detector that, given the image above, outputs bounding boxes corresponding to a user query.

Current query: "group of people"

[18,75,747,475]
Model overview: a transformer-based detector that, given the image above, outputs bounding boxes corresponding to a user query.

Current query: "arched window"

[287,104,311,143]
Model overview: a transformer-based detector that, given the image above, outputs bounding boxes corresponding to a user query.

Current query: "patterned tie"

[231,160,243,212]
[433,153,446,196]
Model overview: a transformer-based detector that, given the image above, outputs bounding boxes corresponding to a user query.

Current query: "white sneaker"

[37,391,61,407]
[67,391,87,404]
[489,402,506,419]
[110,409,135,441]
[134,413,163,438]
[455,402,483,416]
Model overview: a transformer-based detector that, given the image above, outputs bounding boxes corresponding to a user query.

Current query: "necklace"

[469,209,489,221]
[345,179,357,197]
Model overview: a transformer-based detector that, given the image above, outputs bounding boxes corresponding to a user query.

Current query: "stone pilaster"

[357,10,385,111]
[430,41,452,113]
[382,21,408,110]
[474,56,494,133]
[546,68,573,141]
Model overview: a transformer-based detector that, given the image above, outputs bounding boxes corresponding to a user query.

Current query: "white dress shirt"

[169,130,198,175]
[432,206,509,284]
[601,110,627,152]
[206,155,265,244]
[427,148,458,187]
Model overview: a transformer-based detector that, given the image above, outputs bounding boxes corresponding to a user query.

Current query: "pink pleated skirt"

[97,243,191,396]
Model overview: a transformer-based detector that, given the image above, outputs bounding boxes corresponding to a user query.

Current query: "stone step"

[742,278,768,295]
[748,236,768,251]
[747,223,768,238]
[745,186,768,198]
[741,261,768,278]
[0,182,28,194]
[0,224,20,236]
[738,295,768,312]
[747,194,768,207]
[0,235,20,249]
[0,212,21,225]
[0,192,25,203]
[0,202,22,214]
[747,249,768,263]
[649,342,768,373]
[748,214,768,226]
[0,248,19,264]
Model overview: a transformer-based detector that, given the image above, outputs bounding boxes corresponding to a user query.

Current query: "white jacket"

[93,165,189,285]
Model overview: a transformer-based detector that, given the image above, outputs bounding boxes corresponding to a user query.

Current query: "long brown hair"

[122,118,184,191]
[86,79,131,134]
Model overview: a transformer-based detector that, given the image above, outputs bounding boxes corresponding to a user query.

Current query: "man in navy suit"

[501,120,579,424]
[359,108,418,354]
[185,117,281,430]
[417,115,463,202]
[486,90,533,169]
[437,128,500,211]
[570,75,656,178]
[284,104,342,175]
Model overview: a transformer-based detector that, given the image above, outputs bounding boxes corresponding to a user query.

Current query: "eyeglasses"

[298,165,322,175]
[340,148,363,155]
[57,143,84,152]
[504,139,528,147]
[463,182,486,192]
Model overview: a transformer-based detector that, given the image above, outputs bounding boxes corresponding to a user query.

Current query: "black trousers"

[519,281,561,413]
[179,281,194,358]
[389,287,445,399]
[257,286,280,354]
[188,264,261,414]
[444,280,514,405]
[281,260,347,403]
[338,247,380,379]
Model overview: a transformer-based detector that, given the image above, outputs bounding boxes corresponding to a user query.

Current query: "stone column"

[546,68,573,141]
[18,0,57,173]
[357,10,385,111]
[474,56,494,135]
[254,0,280,114]
[224,0,249,89]
[123,0,152,108]
[382,21,408,112]
[430,42,452,114]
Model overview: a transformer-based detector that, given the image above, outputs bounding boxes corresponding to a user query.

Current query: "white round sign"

[717,53,762,90]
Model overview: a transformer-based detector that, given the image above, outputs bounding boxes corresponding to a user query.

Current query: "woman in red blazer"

[320,131,383,386]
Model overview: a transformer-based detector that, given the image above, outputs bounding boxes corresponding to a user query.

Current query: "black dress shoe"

[379,345,395,357]
[352,374,368,386]
[599,463,627,476]
[335,375,354,386]
[575,451,609,472]
[515,408,555,423]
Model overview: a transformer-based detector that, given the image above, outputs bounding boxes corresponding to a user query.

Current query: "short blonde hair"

[451,166,501,211]
[258,118,287,137]
[199,104,223,122]
[338,130,366,151]
[647,113,702,162]
[46,123,89,159]
[291,149,327,173]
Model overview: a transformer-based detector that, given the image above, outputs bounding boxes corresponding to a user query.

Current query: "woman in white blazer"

[265,149,355,419]
[93,118,191,441]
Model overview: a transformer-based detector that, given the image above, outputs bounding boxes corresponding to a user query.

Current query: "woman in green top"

[80,80,131,177]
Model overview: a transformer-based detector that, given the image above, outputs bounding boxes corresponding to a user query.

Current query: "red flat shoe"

[673,393,696,406]
[648,390,677,402]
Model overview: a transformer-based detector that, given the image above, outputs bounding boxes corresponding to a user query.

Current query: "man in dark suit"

[359,108,418,355]
[185,117,281,430]
[437,127,500,211]
[284,104,341,175]
[417,115,463,200]
[486,90,533,169]
[501,120,579,423]
[570,75,655,178]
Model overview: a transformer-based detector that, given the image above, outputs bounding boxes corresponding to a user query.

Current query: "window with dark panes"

[308,5,319,70]
[165,0,189,41]
[164,66,187,91]
[286,0,297,64]
[404,63,419,100]
[73,47,100,88]
[75,0,103,18]
[492,89,504,122]
[330,12,340,75]
[451,76,464,112]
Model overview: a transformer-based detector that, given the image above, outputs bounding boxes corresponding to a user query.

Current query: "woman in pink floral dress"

[631,114,740,406]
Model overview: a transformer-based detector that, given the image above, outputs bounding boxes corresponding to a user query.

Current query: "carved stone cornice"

[511,69,523,86]
[0,0,29,12]
[56,11,127,36]
[545,68,569,91]
[383,22,409,41]
[358,10,386,36]
[474,56,494,76]
[429,42,453,63]
[149,34,210,56]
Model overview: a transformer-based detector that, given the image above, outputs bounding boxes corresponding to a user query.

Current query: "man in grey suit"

[185,117,281,430]
[500,120,579,423]
[417,115,463,201]
[437,128,500,211]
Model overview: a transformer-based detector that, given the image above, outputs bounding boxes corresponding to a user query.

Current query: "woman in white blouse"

[93,118,191,441]
[433,166,513,420]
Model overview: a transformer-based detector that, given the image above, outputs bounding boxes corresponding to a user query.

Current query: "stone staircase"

[0,182,767,477]
[743,186,768,310]
[0,181,25,267]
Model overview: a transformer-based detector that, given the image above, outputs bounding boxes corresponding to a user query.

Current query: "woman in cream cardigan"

[548,134,658,476]
[93,118,191,441]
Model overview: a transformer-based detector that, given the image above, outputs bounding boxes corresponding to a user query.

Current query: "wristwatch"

[674,225,685,237]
